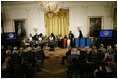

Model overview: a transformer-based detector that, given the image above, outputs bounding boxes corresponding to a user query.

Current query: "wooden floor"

[34,47,68,78]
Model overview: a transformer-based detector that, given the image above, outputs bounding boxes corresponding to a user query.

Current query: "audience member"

[60,46,72,65]
[1,45,6,65]
[2,56,14,78]
[107,45,114,54]
[98,44,106,54]
[12,46,18,55]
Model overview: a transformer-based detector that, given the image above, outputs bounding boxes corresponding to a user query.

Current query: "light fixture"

[38,1,62,18]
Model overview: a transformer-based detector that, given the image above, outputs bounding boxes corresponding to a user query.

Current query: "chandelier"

[39,1,62,13]
[38,1,62,18]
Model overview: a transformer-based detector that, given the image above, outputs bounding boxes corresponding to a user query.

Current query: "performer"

[49,33,55,41]
[69,31,74,47]
[33,33,38,40]
[38,34,43,42]
[49,33,55,51]
[34,33,39,47]
[78,27,83,38]
[58,34,63,48]
[64,35,68,39]
[28,34,33,47]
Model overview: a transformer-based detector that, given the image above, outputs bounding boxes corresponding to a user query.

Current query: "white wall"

[1,1,116,38]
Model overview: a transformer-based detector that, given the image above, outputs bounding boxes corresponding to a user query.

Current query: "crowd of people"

[1,30,117,78]
[1,45,45,78]
[60,44,117,78]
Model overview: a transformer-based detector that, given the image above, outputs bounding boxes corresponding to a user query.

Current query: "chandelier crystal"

[39,1,62,13]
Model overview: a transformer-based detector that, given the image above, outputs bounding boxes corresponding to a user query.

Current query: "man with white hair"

[12,46,18,55]
[98,44,106,53]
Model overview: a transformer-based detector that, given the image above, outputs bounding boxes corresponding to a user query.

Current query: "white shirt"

[49,36,54,41]
[59,36,63,40]
[29,37,33,41]
[38,37,42,41]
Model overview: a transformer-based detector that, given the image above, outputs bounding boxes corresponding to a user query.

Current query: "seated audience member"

[35,47,42,71]
[1,45,5,55]
[2,56,14,78]
[94,65,108,78]
[94,62,117,78]
[98,44,106,54]
[67,50,79,66]
[12,46,18,55]
[107,63,117,78]
[60,46,72,65]
[107,45,114,54]
[97,51,105,63]
[113,44,117,54]
[23,47,35,78]
[19,47,24,55]
[103,52,112,64]
[7,45,12,52]
[112,55,117,64]
[67,58,80,77]
[13,54,24,78]
[1,45,6,65]
[87,46,98,63]
[58,34,63,48]
[85,46,90,54]
[79,51,87,63]
[4,50,12,61]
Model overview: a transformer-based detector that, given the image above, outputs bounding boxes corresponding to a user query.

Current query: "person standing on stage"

[49,33,55,51]
[34,33,38,40]
[28,34,33,47]
[49,33,55,41]
[58,34,63,48]
[34,33,39,47]
[78,27,83,38]
[69,31,74,47]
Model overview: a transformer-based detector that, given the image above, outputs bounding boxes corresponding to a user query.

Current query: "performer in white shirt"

[58,34,63,47]
[29,34,33,41]
[49,35,54,41]
[49,33,55,51]
[28,34,33,47]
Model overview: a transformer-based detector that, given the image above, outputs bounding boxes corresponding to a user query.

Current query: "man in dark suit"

[69,31,74,47]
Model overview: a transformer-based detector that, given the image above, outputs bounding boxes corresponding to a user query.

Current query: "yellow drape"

[45,9,69,37]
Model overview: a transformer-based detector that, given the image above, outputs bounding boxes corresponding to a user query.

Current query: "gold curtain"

[45,9,69,37]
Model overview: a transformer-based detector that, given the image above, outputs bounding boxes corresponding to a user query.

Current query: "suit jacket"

[69,33,74,39]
